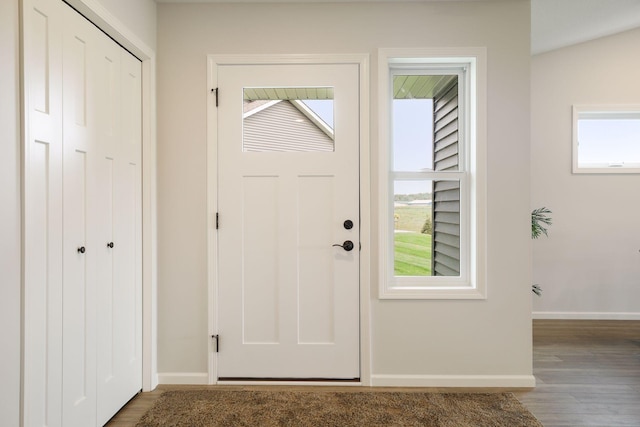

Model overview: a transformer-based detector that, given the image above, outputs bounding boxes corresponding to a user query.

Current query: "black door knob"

[77,246,86,254]
[343,220,354,230]
[107,242,114,248]
[333,240,354,252]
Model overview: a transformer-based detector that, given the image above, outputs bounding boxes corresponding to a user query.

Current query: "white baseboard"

[158,373,536,388]
[533,311,640,320]
[370,375,536,388]
[158,372,209,385]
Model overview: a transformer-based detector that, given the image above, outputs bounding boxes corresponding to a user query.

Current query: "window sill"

[379,284,486,300]
[573,164,640,174]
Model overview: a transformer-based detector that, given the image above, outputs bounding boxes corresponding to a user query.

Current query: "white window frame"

[378,48,486,299]
[572,105,640,174]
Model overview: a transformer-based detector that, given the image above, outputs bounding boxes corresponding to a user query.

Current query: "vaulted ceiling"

[531,0,640,54]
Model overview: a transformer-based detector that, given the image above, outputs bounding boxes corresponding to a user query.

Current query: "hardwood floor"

[515,320,640,427]
[106,320,640,426]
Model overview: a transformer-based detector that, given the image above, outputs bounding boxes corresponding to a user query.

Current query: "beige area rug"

[135,389,542,426]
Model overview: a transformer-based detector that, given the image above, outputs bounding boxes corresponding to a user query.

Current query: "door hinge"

[211,88,219,107]
[212,334,219,352]
[216,212,219,229]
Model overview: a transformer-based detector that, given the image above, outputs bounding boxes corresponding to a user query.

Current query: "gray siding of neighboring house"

[431,81,461,276]
[243,101,334,152]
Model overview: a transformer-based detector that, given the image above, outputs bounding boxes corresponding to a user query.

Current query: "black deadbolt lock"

[343,220,354,230]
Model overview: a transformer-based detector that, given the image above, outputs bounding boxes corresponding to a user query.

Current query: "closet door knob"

[77,246,86,254]
[107,242,114,248]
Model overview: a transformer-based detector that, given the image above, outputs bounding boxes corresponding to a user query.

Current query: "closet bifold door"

[22,0,64,425]
[94,27,143,427]
[23,1,142,426]
[61,4,99,426]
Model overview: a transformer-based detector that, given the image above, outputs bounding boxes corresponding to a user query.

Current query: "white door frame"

[206,54,371,386]
[20,0,158,392]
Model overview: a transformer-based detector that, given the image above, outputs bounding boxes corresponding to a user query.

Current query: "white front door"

[216,62,360,380]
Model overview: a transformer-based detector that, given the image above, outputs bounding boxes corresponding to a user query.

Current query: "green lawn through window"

[394,232,431,276]
[394,204,432,276]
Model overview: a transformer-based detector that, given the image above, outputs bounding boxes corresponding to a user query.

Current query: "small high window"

[573,105,640,173]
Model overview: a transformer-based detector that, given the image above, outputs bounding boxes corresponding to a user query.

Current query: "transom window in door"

[242,87,334,152]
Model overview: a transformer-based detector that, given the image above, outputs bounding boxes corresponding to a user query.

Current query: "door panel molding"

[206,54,371,385]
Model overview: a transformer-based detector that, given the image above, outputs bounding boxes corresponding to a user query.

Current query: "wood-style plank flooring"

[106,320,640,426]
[515,320,640,427]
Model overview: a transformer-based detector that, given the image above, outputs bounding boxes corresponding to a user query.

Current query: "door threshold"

[219,377,360,382]
[217,378,361,386]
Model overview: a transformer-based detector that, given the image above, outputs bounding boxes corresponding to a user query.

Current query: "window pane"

[431,179,461,277]
[393,99,433,171]
[392,75,459,172]
[394,179,460,278]
[243,87,334,152]
[577,115,640,167]
[394,181,433,277]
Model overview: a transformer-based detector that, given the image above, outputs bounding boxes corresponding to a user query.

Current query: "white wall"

[157,0,533,384]
[532,27,640,319]
[0,1,21,424]
[91,0,157,51]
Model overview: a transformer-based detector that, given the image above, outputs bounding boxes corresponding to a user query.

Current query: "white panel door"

[23,1,142,425]
[94,32,143,426]
[93,31,122,425]
[60,6,142,425]
[61,6,99,425]
[22,0,64,424]
[217,63,360,379]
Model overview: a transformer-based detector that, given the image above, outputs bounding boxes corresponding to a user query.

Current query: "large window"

[378,49,486,299]
[572,105,640,173]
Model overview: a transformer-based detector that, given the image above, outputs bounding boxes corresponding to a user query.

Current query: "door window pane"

[243,87,334,152]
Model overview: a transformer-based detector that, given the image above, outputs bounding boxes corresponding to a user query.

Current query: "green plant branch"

[531,207,552,296]
[531,207,552,239]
